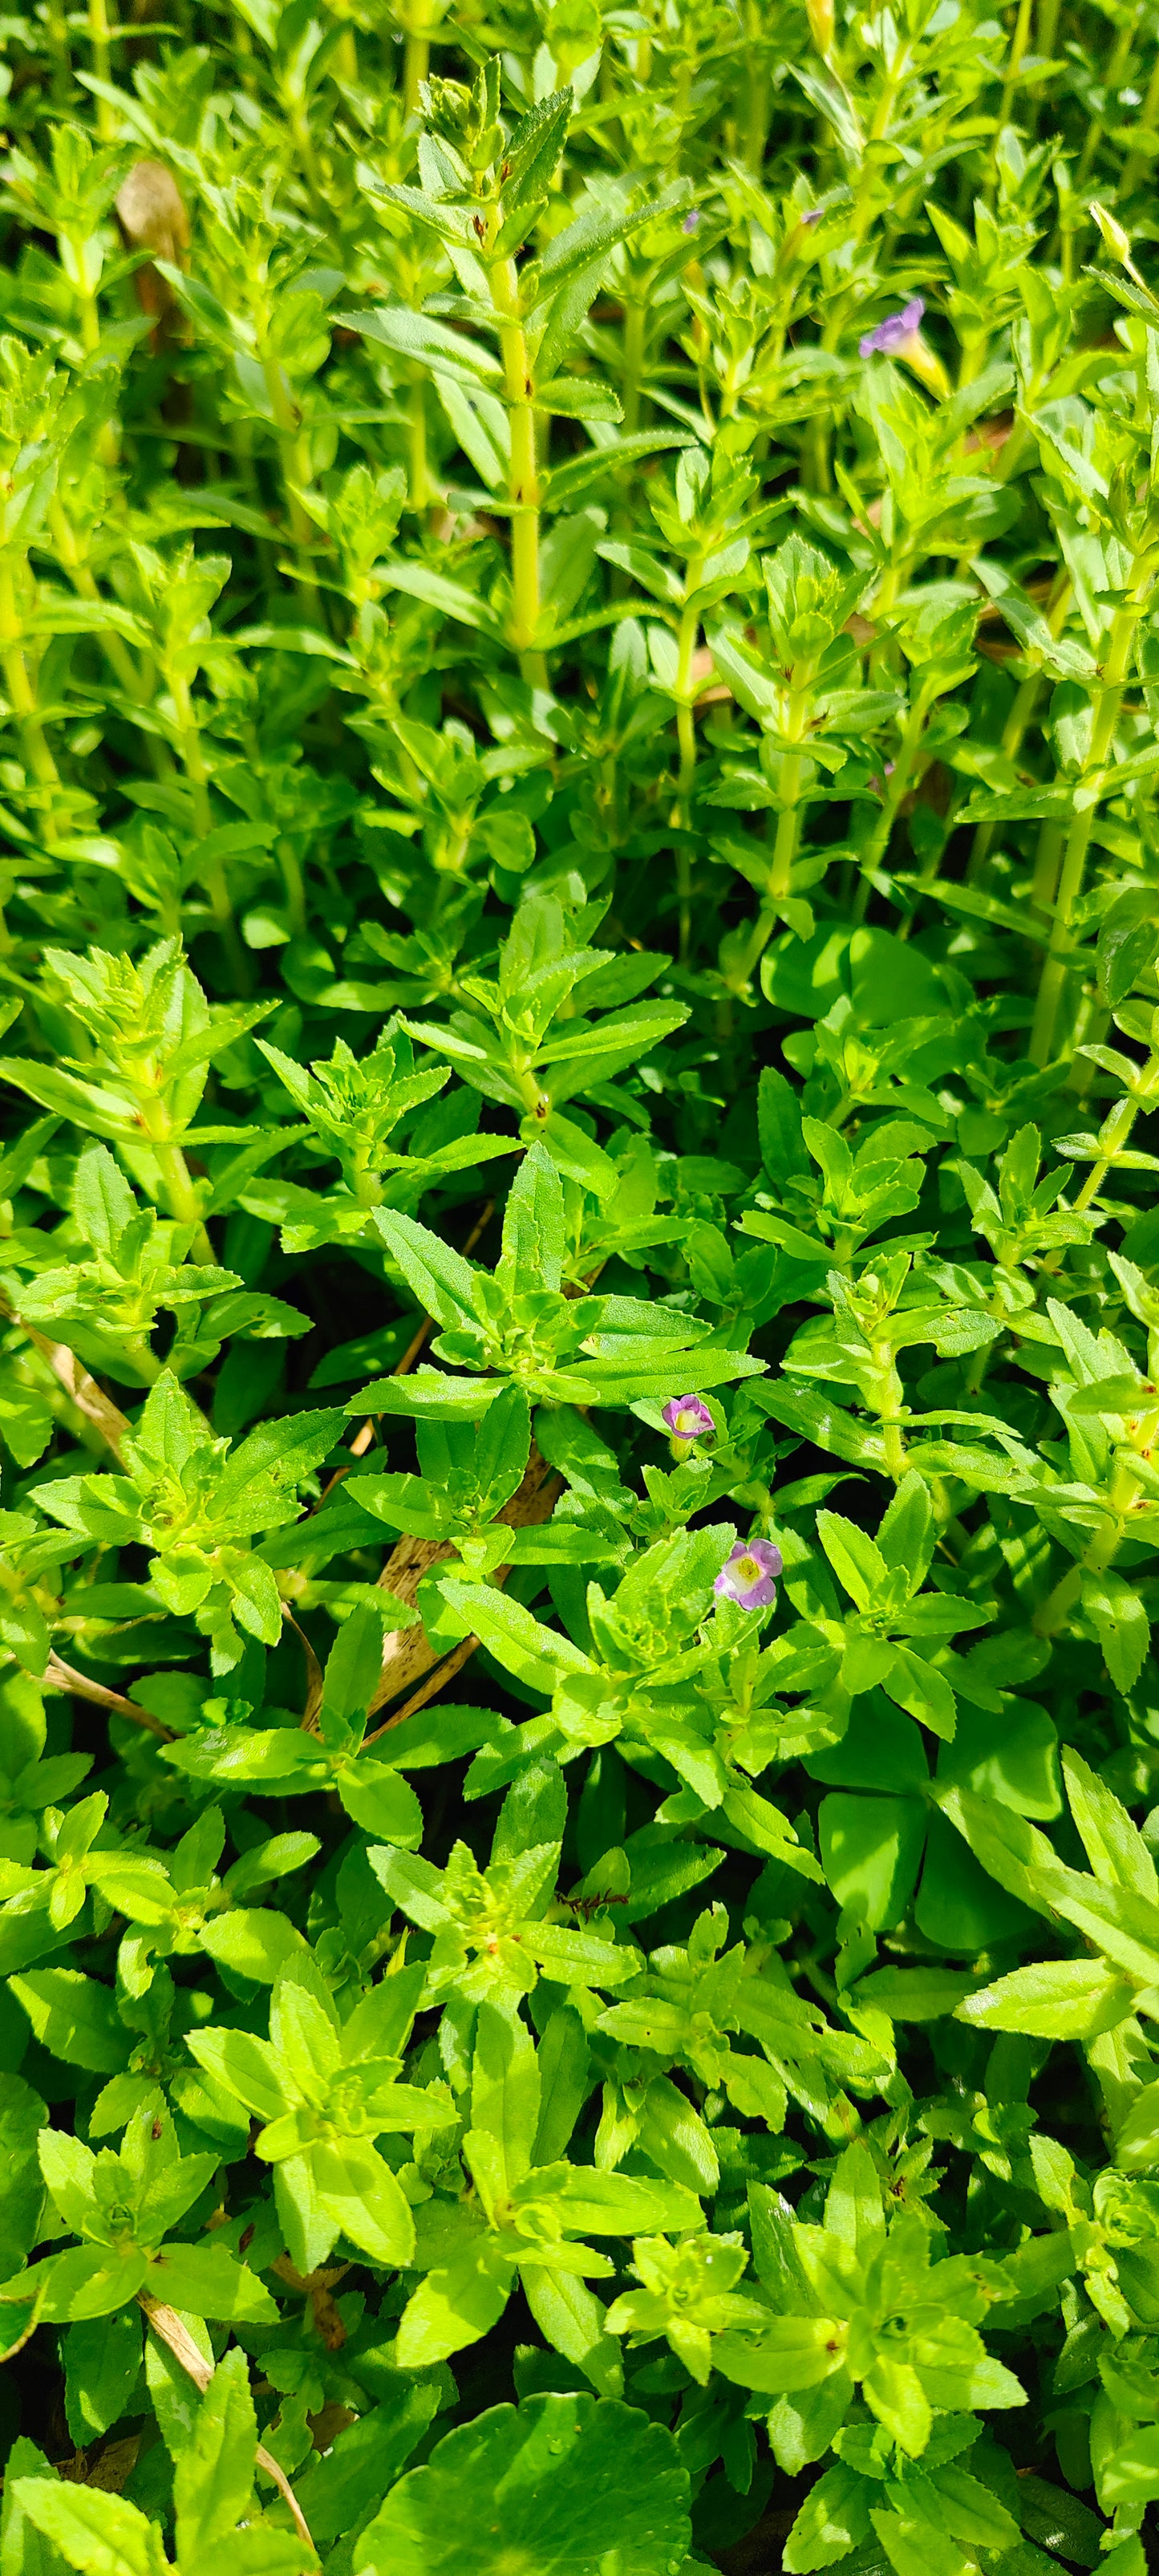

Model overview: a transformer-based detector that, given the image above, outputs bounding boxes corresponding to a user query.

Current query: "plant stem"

[168,671,249,992]
[1123,42,1159,188]
[143,1126,217,1264]
[622,299,645,437]
[492,254,545,686]
[858,688,930,895]
[50,505,172,778]
[770,765,802,903]
[999,0,1034,128]
[672,591,707,960]
[1029,817,1063,919]
[261,353,322,622]
[744,0,769,168]
[408,377,429,515]
[1076,1,1141,184]
[403,2,430,111]
[47,0,71,103]
[1030,586,1149,1066]
[89,0,113,136]
[1073,1045,1159,1209]
[1032,1466,1141,1637]
[0,555,62,842]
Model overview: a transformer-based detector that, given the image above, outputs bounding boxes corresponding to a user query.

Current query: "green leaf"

[339,307,503,390]
[197,1910,311,1982]
[320,1600,392,1720]
[395,2235,515,2369]
[955,1957,1137,2038]
[10,1974,130,2075]
[371,1209,480,1327]
[816,1512,887,1609]
[355,2393,690,2576]
[144,2241,278,2322]
[63,2310,143,2446]
[172,2348,257,2559]
[783,2461,872,2573]
[1081,1568,1151,1692]
[428,1581,590,1694]
[0,2077,47,2278]
[1062,1746,1157,1898]
[12,2481,167,2576]
[472,2002,540,2190]
[1096,2422,1159,2505]
[818,1794,926,1930]
[1115,2077,1159,2171]
[851,1966,983,2022]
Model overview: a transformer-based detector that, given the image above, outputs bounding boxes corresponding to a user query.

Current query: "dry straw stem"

[138,2297,317,2562]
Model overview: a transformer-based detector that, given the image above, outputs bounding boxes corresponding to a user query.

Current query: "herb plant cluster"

[1,2,1158,2572]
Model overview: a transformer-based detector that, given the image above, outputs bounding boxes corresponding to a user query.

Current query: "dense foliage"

[1,2,1159,2570]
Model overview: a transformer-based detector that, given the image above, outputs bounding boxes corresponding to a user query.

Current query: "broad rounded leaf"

[355,2394,690,2576]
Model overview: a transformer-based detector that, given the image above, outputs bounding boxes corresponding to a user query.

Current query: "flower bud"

[1091,201,1132,266]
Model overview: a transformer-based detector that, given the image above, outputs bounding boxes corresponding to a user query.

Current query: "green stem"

[492,255,545,685]
[88,0,113,136]
[408,377,429,515]
[261,352,322,622]
[852,42,910,241]
[1076,3,1141,184]
[50,508,171,779]
[744,0,770,168]
[168,671,249,992]
[0,555,62,841]
[124,1337,162,1384]
[47,0,71,103]
[673,597,703,962]
[1030,587,1148,1067]
[403,10,429,112]
[1032,1484,1136,1637]
[967,651,1057,882]
[1073,1049,1159,1208]
[999,0,1034,128]
[276,838,306,935]
[859,689,929,887]
[622,300,645,437]
[1035,0,1060,66]
[146,1130,217,1263]
[1123,43,1159,188]
[872,1349,907,1479]
[770,775,802,903]
[1030,817,1063,922]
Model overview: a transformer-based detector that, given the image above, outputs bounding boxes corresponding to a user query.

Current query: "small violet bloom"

[715,1537,782,1612]
[859,296,924,359]
[682,209,700,233]
[662,1392,715,1442]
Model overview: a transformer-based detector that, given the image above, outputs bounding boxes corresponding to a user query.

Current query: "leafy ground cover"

[1,2,1159,2571]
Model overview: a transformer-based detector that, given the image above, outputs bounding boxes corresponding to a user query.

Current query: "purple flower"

[859,297,924,359]
[682,209,699,234]
[715,1537,782,1612]
[800,206,825,226]
[663,1392,715,1443]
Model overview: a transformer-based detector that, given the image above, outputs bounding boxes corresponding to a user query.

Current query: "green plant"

[1,6,1159,2574]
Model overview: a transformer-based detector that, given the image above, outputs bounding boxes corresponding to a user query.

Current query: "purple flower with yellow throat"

[859,296,924,359]
[715,1536,782,1612]
[663,1392,715,1451]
